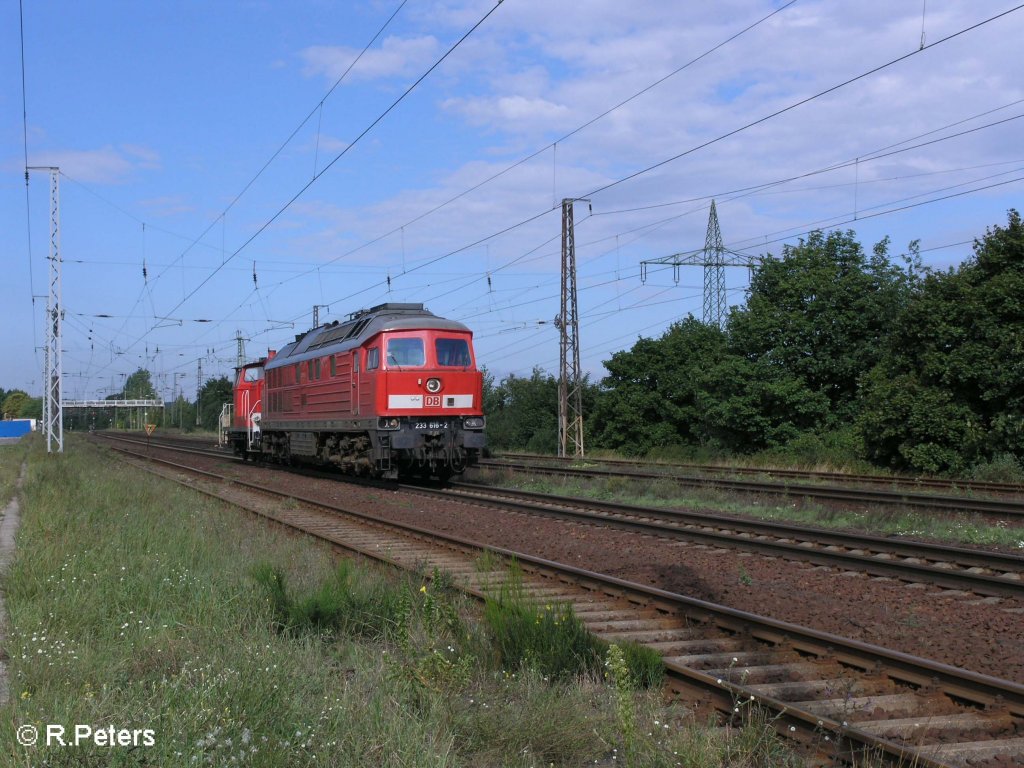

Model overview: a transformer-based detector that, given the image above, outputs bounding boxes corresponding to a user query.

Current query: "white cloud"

[443,94,573,131]
[300,35,441,83]
[29,145,161,184]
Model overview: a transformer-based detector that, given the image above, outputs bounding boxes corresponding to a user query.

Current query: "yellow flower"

[20,691,31,700]
[419,586,427,594]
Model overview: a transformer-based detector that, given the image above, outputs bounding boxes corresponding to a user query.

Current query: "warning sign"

[145,424,157,436]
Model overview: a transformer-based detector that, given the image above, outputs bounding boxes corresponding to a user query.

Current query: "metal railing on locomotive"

[218,403,233,447]
[239,389,262,451]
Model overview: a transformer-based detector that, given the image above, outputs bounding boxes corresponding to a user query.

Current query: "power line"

[393,121,1024,330]
[300,5,1024,330]
[147,0,413,290]
[269,1,801,293]
[144,0,505,340]
[747,173,1024,251]
[63,0,413,388]
[18,0,39,362]
[581,4,1024,201]
[48,6,1024,396]
[590,107,1024,218]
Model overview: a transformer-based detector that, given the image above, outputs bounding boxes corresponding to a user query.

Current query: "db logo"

[424,395,442,407]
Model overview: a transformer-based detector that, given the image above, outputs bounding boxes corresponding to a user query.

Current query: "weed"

[607,644,640,763]
[738,565,754,587]
[251,560,409,642]
[484,586,604,681]
[473,548,500,574]
[618,640,665,689]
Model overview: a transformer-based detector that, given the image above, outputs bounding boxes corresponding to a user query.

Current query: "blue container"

[0,420,32,438]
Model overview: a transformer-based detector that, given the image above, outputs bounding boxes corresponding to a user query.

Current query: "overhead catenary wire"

[18,0,39,361]
[90,126,1024,391]
[146,0,413,289]
[136,0,505,346]
[589,107,1024,218]
[579,4,1024,202]
[267,0,802,293]
[69,0,413,391]
[300,5,1024,331]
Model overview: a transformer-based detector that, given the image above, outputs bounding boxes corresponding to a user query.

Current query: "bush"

[970,453,1024,483]
[645,444,727,464]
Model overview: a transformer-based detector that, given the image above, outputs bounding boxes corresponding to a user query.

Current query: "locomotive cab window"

[243,367,264,383]
[435,338,471,367]
[386,337,424,367]
[367,347,379,371]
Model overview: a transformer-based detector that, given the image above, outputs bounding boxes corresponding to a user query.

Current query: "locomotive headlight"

[463,417,485,429]
[377,417,401,430]
[426,377,442,393]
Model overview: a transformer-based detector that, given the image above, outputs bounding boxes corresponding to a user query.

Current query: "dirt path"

[0,463,26,706]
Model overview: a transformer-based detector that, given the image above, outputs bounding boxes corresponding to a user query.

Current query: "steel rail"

[499,452,1024,496]
[479,459,1024,519]
[407,482,1024,599]
[98,440,1024,768]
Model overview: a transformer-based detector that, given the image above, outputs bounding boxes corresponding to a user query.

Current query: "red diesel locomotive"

[226,303,485,479]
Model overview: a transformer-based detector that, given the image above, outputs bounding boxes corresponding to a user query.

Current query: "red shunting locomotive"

[226,303,485,479]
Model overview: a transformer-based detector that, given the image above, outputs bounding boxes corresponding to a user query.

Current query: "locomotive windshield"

[243,367,264,382]
[386,337,425,367]
[436,338,471,367]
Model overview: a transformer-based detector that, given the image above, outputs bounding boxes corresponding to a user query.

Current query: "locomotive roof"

[265,303,471,368]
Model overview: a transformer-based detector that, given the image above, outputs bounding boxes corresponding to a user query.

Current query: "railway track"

[410,482,1024,601]
[96,439,1024,768]
[94,434,1024,601]
[478,459,1024,521]
[498,452,1024,497]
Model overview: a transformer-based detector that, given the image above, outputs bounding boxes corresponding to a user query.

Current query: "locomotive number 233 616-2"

[414,421,449,430]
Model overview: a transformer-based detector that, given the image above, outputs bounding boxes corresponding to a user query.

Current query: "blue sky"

[3,1,1022,401]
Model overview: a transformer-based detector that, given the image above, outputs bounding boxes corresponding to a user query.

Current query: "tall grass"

[482,570,664,688]
[252,560,410,642]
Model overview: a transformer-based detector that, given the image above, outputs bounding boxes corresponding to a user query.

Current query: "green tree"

[18,397,43,421]
[122,368,158,400]
[165,395,197,432]
[484,368,561,453]
[2,390,29,420]
[860,210,1024,472]
[699,356,828,452]
[728,230,915,425]
[198,376,232,431]
[592,318,729,455]
[483,367,600,454]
